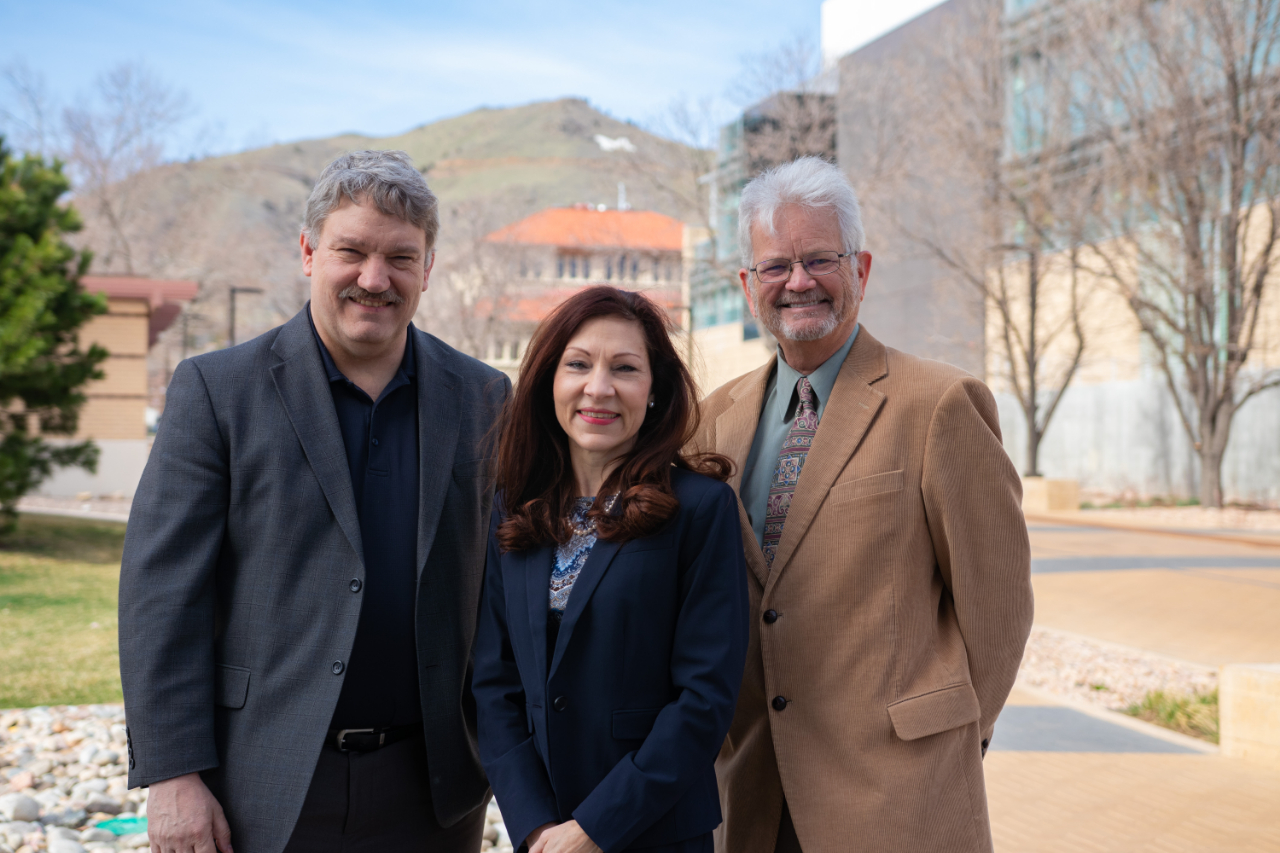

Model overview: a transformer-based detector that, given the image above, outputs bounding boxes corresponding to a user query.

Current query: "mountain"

[74,98,705,361]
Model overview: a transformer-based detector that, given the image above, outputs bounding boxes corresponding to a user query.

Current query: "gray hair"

[303,150,439,252]
[737,156,865,267]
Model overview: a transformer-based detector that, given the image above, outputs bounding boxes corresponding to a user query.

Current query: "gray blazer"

[119,308,509,853]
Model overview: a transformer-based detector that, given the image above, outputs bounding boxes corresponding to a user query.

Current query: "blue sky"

[2,0,942,154]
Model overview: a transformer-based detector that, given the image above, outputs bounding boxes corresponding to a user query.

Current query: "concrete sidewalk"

[1027,523,1280,666]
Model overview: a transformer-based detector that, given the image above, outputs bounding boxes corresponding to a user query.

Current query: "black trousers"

[775,799,803,853]
[282,733,486,853]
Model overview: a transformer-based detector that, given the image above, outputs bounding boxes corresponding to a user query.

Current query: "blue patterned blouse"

[549,496,613,621]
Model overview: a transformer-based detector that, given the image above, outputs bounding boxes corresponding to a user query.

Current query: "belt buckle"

[334,727,382,752]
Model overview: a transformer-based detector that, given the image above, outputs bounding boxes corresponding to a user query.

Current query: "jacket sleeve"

[572,482,750,853]
[921,376,1034,746]
[118,359,228,787]
[472,504,560,847]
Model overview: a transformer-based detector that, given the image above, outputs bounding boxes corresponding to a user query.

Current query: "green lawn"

[0,513,126,709]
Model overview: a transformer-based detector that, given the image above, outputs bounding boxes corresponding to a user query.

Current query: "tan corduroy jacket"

[693,328,1033,853]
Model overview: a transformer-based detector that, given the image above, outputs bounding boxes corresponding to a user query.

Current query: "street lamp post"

[228,287,264,347]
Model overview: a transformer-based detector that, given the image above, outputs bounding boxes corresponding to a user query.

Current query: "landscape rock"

[0,796,39,823]
[78,829,114,843]
[80,795,120,817]
[88,753,116,769]
[40,807,87,828]
[69,781,107,801]
[118,832,150,849]
[47,836,87,853]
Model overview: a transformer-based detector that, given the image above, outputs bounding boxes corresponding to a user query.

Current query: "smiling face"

[740,203,868,343]
[301,198,432,366]
[552,316,654,485]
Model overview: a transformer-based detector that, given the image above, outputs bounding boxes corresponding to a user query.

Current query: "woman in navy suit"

[473,286,749,853]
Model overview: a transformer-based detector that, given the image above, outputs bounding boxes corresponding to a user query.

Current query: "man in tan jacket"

[695,157,1033,853]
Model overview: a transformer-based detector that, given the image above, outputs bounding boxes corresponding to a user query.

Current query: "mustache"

[338,286,404,304]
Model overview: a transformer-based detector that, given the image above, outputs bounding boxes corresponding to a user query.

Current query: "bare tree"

[62,62,192,273]
[729,36,838,174]
[1073,0,1280,506]
[0,61,56,157]
[426,199,528,359]
[855,0,1098,475]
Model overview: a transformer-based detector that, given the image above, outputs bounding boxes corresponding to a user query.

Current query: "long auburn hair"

[494,285,731,552]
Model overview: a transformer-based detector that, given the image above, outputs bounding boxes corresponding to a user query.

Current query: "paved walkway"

[1028,523,1280,666]
[982,522,1280,850]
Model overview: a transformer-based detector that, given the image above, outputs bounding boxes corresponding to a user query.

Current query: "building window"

[631,258,639,280]
[557,256,565,278]
[605,258,613,280]
[570,257,578,278]
[583,257,591,279]
[653,258,660,281]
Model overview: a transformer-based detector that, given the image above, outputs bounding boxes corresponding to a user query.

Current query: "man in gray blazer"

[119,150,508,853]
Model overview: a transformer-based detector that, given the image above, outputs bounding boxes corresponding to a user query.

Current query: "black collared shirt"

[308,307,422,729]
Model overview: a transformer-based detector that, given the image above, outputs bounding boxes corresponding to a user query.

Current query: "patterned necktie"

[763,377,818,567]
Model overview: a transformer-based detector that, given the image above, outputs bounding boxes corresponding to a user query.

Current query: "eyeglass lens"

[755,252,843,282]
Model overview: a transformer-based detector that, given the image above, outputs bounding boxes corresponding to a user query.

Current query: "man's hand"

[528,820,601,853]
[147,773,233,853]
[526,822,557,851]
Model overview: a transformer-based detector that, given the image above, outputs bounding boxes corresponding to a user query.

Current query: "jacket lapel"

[413,329,462,578]
[547,537,623,679]
[766,329,889,587]
[269,309,364,564]
[715,359,776,587]
[523,544,554,682]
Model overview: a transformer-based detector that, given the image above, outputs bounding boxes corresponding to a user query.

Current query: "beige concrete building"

[38,275,196,498]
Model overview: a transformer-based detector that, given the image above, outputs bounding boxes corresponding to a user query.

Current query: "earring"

[648,401,655,408]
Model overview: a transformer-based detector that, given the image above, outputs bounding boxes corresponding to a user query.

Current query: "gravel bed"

[0,706,513,852]
[1017,625,1218,710]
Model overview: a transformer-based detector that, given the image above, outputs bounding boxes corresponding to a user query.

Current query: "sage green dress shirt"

[740,325,859,547]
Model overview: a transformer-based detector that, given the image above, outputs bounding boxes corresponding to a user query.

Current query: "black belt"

[326,723,421,753]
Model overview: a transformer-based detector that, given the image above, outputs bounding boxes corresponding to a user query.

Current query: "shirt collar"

[772,323,859,423]
[306,302,417,388]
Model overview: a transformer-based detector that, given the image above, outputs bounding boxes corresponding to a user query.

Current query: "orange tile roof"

[485,207,685,252]
[82,275,199,306]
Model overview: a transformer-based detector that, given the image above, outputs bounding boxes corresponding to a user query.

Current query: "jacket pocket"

[612,708,663,740]
[887,683,980,741]
[829,470,905,505]
[214,664,251,710]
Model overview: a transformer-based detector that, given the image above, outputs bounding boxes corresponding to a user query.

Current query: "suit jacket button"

[763,609,778,624]
[553,696,567,712]
[772,696,788,711]
[128,758,135,769]
[331,661,345,675]
[349,578,362,593]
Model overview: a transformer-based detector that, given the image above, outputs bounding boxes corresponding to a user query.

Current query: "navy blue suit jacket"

[473,468,749,852]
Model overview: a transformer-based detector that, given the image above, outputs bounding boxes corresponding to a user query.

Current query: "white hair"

[737,157,865,267]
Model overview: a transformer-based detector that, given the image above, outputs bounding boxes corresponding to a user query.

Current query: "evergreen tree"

[0,137,107,532]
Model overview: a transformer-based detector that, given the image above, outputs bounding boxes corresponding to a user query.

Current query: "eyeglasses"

[751,251,854,284]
